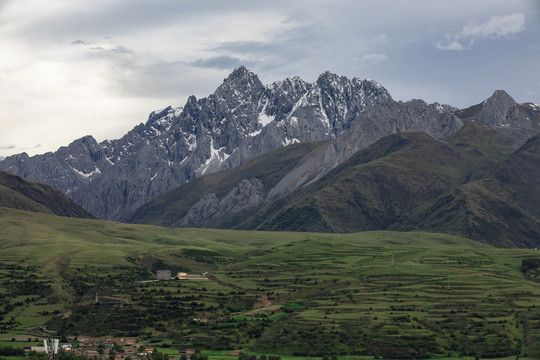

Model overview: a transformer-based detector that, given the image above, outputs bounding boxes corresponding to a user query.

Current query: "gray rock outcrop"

[455,90,540,148]
[179,178,264,226]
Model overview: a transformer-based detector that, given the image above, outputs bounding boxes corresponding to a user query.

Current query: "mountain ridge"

[391,131,540,248]
[1,67,539,231]
[0,168,94,218]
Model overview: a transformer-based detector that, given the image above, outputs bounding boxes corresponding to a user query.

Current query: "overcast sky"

[1,0,539,158]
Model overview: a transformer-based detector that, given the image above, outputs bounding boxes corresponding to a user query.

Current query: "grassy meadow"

[1,207,540,359]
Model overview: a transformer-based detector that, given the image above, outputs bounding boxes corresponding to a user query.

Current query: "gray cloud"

[0,0,538,157]
[436,13,526,50]
[189,56,253,70]
[357,53,388,67]
[0,144,41,157]
[111,45,129,53]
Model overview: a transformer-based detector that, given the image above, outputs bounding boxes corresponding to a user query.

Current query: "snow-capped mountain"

[7,68,534,223]
[0,67,394,220]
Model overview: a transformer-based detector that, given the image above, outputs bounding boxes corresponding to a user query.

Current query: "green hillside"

[1,208,539,359]
[392,132,540,248]
[0,169,94,218]
[241,126,514,235]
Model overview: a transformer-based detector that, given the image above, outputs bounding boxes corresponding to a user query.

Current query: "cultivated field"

[1,207,539,359]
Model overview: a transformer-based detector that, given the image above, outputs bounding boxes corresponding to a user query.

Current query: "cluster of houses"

[27,338,195,360]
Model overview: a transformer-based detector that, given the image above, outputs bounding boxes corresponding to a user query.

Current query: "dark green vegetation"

[241,125,513,233]
[393,132,540,248]
[0,169,94,219]
[521,258,540,282]
[1,208,540,359]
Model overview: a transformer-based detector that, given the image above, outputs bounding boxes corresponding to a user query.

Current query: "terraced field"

[1,208,539,359]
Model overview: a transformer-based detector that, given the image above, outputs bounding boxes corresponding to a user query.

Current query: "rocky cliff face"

[179,178,264,226]
[0,67,392,220]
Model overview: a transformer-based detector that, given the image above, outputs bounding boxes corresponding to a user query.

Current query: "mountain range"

[1,67,394,220]
[1,67,540,247]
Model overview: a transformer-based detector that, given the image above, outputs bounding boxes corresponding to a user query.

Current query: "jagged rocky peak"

[477,90,531,129]
[489,89,515,102]
[456,90,523,126]
[149,106,174,120]
[267,75,311,98]
[317,71,391,98]
[264,77,311,122]
[62,135,103,163]
[452,89,540,149]
[482,90,517,114]
[140,106,182,140]
[316,71,347,88]
[214,66,265,101]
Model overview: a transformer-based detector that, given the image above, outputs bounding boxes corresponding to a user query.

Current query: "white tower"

[44,339,59,358]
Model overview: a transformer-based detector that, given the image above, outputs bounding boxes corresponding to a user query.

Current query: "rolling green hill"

[1,208,539,358]
[391,132,540,248]
[0,169,94,218]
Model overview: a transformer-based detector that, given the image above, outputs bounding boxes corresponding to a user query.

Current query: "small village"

[3,271,216,360]
[11,337,281,360]
[23,337,200,360]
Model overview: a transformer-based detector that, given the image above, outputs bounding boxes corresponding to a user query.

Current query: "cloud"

[112,45,129,53]
[437,13,525,50]
[435,40,467,51]
[461,13,526,39]
[189,55,252,70]
[23,144,42,150]
[0,144,40,157]
[0,1,538,158]
[357,53,388,67]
